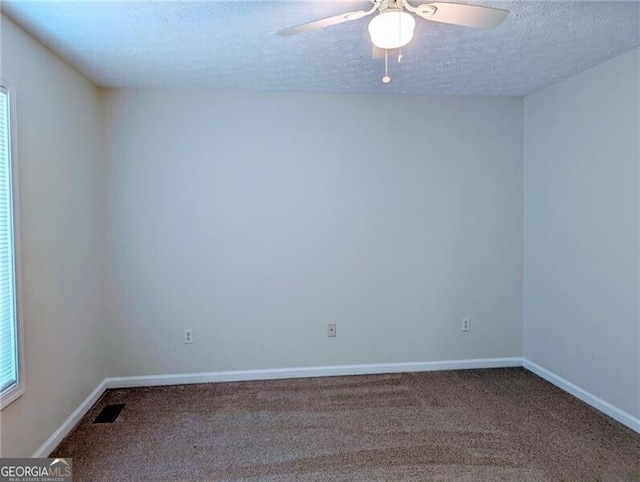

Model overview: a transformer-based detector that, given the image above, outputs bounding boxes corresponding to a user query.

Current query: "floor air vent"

[93,404,125,424]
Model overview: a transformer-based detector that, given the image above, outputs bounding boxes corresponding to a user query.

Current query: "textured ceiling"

[2,1,639,95]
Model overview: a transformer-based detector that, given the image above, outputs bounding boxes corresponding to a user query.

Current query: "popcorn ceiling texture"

[2,1,639,95]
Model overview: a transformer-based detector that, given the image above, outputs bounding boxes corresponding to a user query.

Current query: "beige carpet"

[51,368,640,481]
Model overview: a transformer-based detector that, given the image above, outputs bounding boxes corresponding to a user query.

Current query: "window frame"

[0,77,25,409]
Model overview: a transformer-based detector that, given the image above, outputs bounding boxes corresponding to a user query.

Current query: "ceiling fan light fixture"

[368,10,416,49]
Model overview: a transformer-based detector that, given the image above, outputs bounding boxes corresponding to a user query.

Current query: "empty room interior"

[0,0,639,479]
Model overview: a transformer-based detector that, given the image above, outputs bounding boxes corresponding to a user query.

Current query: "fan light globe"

[368,10,416,49]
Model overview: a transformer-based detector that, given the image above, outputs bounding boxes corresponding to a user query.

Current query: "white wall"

[523,48,640,418]
[102,90,523,377]
[0,16,105,456]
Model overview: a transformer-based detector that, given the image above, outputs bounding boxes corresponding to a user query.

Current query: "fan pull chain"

[398,5,403,63]
[382,49,390,83]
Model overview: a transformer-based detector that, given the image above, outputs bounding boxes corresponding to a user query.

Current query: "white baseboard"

[104,357,523,389]
[32,379,107,458]
[522,359,640,434]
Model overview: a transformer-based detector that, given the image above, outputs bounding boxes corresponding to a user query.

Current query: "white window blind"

[0,85,18,397]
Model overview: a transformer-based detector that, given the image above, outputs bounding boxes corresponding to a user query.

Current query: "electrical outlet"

[462,318,470,332]
[327,323,337,337]
[184,328,194,344]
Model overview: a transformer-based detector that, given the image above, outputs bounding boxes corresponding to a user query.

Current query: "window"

[0,80,23,408]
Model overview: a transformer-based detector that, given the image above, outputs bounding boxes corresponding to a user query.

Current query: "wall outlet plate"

[327,323,337,337]
[462,318,471,332]
[184,328,194,344]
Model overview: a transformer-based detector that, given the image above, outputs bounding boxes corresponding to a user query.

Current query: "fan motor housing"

[378,0,402,12]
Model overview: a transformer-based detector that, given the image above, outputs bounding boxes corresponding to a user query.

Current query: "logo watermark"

[0,458,72,482]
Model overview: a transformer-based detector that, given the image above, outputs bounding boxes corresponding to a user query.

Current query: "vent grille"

[93,404,125,424]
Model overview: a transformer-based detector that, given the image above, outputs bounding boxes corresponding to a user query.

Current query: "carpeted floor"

[51,368,640,481]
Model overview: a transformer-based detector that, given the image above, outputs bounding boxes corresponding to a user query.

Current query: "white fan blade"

[415,2,508,28]
[278,7,377,36]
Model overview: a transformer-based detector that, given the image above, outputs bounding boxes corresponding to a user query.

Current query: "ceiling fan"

[278,0,509,83]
